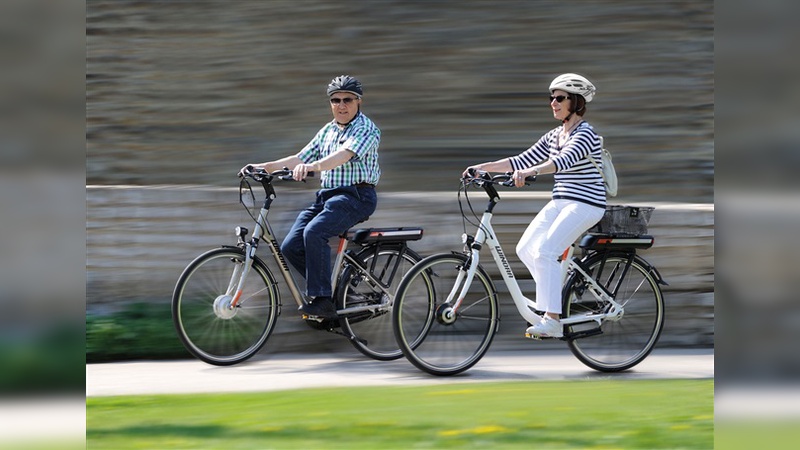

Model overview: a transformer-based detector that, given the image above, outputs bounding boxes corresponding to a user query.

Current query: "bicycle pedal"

[525,332,554,341]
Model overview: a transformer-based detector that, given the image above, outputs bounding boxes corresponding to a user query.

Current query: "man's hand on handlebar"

[239,164,255,178]
[291,163,316,182]
[239,164,268,178]
[238,163,314,182]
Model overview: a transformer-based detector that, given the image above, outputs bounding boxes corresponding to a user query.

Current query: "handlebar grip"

[276,170,315,182]
[238,165,255,178]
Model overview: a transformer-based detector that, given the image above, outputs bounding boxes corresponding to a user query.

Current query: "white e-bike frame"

[449,179,624,327]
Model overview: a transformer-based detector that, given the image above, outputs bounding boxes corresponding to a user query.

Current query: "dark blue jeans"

[281,185,377,298]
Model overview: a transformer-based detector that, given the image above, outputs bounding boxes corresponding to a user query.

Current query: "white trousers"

[515,199,605,314]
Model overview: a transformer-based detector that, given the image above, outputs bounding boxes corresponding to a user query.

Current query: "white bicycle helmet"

[549,73,596,102]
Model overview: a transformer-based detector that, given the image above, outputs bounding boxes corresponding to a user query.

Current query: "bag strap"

[588,136,606,183]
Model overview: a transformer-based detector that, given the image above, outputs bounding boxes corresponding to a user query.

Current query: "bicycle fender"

[634,254,668,286]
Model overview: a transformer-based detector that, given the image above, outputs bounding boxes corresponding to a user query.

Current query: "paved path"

[85,348,800,420]
[87,348,713,397]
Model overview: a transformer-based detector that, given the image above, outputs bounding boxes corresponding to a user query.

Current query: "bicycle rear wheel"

[172,247,279,365]
[562,253,664,372]
[337,245,422,361]
[393,253,499,376]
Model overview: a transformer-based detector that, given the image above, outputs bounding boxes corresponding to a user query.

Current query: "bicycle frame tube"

[461,210,623,327]
[329,239,395,314]
[330,236,349,289]
[342,250,401,291]
[231,203,392,311]
[458,211,542,325]
[230,176,417,315]
[230,205,306,308]
[331,248,402,316]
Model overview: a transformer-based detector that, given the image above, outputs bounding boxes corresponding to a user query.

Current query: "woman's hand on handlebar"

[463,166,487,180]
[512,168,537,188]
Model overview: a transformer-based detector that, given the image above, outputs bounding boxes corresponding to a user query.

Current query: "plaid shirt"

[297,112,381,189]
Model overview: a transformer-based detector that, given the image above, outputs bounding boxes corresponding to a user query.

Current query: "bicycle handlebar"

[239,165,316,183]
[463,168,536,187]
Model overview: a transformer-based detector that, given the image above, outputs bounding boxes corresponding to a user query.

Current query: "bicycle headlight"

[235,226,249,238]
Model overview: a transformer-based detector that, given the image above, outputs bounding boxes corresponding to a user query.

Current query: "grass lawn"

[87,378,713,449]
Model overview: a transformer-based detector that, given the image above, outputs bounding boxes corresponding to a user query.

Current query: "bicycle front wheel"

[393,253,499,376]
[337,245,422,361]
[172,247,279,366]
[563,253,664,372]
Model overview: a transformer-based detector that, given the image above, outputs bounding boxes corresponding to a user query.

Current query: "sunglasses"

[549,95,569,103]
[330,97,359,105]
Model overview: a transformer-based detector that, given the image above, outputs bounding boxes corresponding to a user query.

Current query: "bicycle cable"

[458,178,493,241]
[238,176,260,224]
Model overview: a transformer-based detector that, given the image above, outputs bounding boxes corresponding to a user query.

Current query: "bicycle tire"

[172,247,279,366]
[393,253,499,376]
[336,245,422,361]
[562,252,664,372]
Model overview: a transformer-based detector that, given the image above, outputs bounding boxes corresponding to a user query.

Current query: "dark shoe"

[299,296,338,319]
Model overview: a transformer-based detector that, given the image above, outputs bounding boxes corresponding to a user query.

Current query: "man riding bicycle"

[240,75,381,319]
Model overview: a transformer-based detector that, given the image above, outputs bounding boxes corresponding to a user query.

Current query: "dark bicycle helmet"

[326,75,363,97]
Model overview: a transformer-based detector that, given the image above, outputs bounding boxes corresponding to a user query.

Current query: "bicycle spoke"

[393,254,498,376]
[564,254,664,372]
[339,246,422,361]
[172,248,279,366]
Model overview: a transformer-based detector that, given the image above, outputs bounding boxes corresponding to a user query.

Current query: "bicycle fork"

[227,242,257,309]
[227,207,270,310]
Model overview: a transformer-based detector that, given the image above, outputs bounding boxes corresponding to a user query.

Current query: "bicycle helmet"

[326,75,363,97]
[549,73,596,102]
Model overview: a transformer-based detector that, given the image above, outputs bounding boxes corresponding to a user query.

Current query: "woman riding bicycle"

[463,73,606,338]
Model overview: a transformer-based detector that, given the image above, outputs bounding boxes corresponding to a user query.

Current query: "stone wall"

[87,185,713,351]
[87,1,713,201]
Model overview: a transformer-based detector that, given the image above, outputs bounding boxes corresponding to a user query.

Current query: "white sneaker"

[526,315,563,338]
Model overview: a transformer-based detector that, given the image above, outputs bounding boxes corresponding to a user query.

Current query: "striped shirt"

[297,112,381,189]
[509,121,606,208]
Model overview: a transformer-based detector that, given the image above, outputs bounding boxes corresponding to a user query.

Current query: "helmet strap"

[562,93,585,123]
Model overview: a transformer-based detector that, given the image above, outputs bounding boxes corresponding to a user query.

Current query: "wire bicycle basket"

[588,205,655,236]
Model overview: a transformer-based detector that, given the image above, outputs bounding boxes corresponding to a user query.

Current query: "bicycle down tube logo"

[495,246,515,279]
[271,238,292,272]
